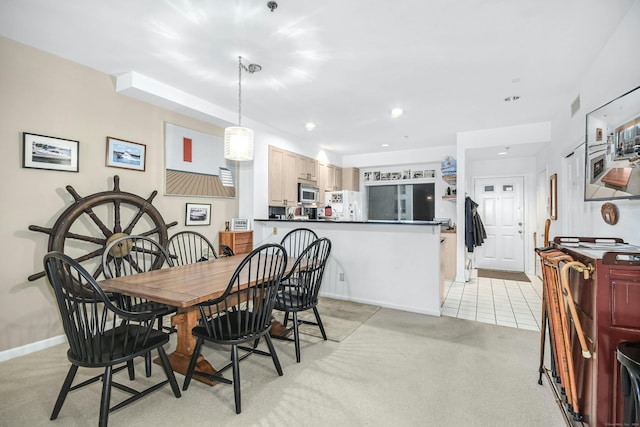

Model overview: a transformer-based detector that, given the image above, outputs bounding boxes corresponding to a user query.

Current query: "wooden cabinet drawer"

[234,233,252,245]
[219,231,253,255]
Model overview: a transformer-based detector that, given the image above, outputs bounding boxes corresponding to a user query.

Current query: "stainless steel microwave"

[298,183,319,204]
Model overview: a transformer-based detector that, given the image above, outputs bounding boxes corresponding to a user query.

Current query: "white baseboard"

[0,335,66,363]
[319,292,441,317]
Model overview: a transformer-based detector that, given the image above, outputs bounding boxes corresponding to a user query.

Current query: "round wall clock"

[601,202,619,225]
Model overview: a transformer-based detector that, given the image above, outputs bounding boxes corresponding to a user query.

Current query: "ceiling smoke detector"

[267,1,278,12]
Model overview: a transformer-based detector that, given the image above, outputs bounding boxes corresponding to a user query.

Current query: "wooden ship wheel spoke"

[28,176,177,282]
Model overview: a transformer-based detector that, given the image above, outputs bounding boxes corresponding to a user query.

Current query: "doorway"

[473,176,525,272]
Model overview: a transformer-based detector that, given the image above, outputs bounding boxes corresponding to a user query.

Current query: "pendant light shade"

[224,56,260,162]
[224,126,254,161]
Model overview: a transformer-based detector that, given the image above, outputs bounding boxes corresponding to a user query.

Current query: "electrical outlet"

[273,227,277,235]
[339,273,345,281]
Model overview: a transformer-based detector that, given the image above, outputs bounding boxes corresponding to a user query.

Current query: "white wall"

[0,37,238,355]
[254,221,442,316]
[540,1,640,246]
[455,122,552,280]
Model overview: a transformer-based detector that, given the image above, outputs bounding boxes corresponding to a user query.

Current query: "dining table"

[99,253,297,386]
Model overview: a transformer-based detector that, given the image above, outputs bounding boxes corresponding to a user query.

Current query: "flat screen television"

[584,86,640,201]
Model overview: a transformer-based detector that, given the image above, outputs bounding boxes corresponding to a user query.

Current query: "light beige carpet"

[274,297,380,342]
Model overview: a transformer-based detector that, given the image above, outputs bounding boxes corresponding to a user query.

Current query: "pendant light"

[224,56,261,161]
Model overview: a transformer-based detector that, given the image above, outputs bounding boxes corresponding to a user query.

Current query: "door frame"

[470,173,535,275]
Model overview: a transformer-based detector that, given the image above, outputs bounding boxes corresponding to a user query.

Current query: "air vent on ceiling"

[571,95,581,117]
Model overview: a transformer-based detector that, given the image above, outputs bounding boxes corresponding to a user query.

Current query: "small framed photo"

[230,218,249,231]
[23,132,79,172]
[185,203,211,226]
[106,136,146,171]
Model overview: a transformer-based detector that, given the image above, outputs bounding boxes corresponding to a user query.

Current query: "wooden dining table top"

[99,255,296,309]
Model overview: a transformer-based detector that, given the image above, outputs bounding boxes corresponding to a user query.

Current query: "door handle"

[518,230,523,234]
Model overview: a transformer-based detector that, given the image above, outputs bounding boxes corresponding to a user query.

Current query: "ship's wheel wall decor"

[28,175,177,281]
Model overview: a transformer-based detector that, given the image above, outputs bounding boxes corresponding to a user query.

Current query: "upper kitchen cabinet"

[269,146,298,206]
[297,155,318,182]
[342,167,360,191]
[318,163,343,193]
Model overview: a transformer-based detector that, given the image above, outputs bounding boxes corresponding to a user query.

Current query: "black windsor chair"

[167,230,219,265]
[182,243,288,414]
[43,251,181,427]
[272,237,332,362]
[280,227,318,259]
[102,235,177,377]
[618,341,640,426]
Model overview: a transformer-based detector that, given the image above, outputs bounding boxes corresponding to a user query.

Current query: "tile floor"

[441,269,543,331]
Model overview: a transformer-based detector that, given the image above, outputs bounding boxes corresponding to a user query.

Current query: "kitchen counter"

[257,218,443,225]
[253,219,442,316]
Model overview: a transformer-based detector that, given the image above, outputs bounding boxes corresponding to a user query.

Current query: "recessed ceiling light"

[504,96,520,102]
[381,143,390,147]
[305,122,316,131]
[391,108,404,118]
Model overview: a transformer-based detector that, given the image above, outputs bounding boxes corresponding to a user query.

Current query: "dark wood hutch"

[552,237,640,426]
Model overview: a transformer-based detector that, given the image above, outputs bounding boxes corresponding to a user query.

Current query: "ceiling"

[0,0,635,158]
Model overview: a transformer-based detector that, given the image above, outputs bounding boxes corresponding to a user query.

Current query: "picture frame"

[549,173,558,220]
[23,132,79,172]
[185,203,211,226]
[230,218,249,231]
[106,136,146,171]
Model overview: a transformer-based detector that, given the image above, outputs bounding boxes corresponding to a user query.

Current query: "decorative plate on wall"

[601,202,619,225]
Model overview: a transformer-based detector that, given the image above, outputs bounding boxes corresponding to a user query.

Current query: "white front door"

[473,176,525,272]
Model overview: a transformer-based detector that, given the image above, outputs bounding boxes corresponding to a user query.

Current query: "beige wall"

[0,37,238,352]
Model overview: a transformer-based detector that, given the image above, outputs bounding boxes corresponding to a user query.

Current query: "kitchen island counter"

[253,219,442,316]
[256,218,443,225]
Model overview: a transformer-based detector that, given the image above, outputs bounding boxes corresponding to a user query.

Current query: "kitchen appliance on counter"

[434,217,453,230]
[298,183,319,205]
[324,190,363,221]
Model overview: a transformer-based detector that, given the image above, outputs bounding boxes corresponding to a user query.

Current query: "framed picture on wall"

[185,203,211,226]
[23,132,79,172]
[106,137,146,171]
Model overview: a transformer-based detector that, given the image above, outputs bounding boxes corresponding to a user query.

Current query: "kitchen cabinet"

[297,155,317,182]
[440,231,456,303]
[268,146,298,206]
[342,167,360,191]
[219,230,253,255]
[323,164,342,192]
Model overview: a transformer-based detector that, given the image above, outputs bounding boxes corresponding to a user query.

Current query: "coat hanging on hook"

[465,196,486,252]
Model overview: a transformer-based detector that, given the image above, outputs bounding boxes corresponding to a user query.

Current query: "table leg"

[270,316,293,338]
[153,308,218,386]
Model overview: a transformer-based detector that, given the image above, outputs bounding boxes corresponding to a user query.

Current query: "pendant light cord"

[238,56,243,127]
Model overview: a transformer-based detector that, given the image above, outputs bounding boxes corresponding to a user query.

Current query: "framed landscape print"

[106,137,146,171]
[23,132,79,172]
[185,203,211,226]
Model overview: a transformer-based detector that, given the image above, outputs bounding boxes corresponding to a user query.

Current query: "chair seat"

[192,310,268,344]
[274,289,315,312]
[67,324,170,367]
